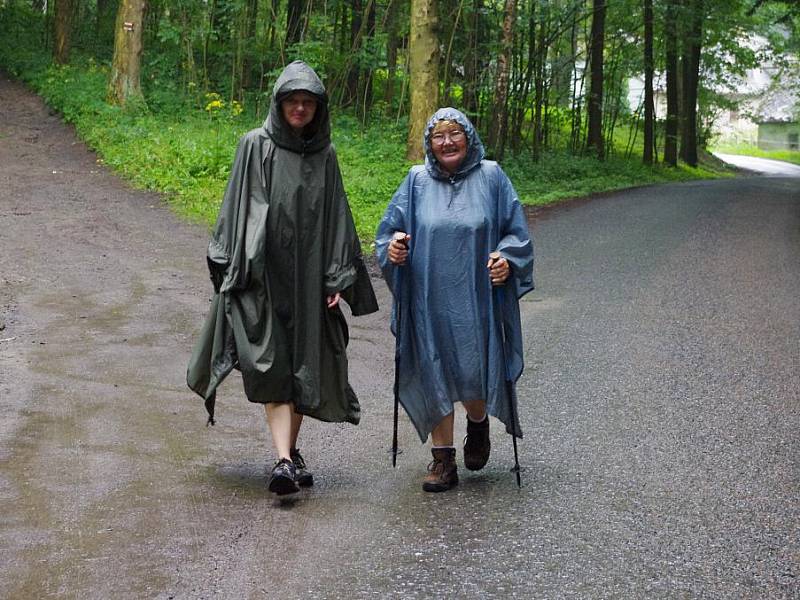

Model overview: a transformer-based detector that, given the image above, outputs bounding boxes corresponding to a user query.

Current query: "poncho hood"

[423,107,485,181]
[264,60,330,154]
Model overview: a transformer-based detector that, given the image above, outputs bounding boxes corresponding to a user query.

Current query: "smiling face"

[281,91,318,134]
[430,120,468,175]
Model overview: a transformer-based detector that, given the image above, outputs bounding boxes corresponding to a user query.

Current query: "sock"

[467,413,487,424]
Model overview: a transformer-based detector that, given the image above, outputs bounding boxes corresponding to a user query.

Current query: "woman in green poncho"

[187,61,378,496]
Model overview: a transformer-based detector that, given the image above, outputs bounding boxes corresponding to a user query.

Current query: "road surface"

[714,152,800,176]
[2,71,798,598]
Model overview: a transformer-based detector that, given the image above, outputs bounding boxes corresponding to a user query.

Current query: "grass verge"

[1,40,735,242]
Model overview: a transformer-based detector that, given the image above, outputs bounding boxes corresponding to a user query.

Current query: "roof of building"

[755,78,800,124]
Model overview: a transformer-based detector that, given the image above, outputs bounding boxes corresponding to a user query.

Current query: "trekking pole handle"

[393,231,410,247]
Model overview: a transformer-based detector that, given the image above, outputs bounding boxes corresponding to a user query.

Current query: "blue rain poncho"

[375,108,534,442]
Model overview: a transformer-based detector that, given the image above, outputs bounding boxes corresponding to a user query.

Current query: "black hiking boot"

[290,448,314,488]
[268,458,300,496]
[422,448,459,493]
[463,414,490,471]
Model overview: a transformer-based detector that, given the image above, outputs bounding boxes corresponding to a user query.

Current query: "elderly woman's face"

[430,121,467,175]
[281,91,317,133]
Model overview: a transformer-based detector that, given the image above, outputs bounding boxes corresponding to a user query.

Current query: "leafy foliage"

[0,1,737,243]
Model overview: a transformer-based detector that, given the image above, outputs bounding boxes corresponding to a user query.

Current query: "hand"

[487,253,510,286]
[326,292,341,308]
[388,232,410,265]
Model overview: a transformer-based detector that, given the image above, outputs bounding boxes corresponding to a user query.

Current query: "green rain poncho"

[187,61,378,424]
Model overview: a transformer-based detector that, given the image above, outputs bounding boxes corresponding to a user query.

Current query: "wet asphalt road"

[2,71,799,598]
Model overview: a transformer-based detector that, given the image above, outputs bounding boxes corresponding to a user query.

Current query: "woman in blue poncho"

[376,108,534,492]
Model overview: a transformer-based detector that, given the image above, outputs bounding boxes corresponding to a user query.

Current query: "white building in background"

[710,34,799,149]
[711,65,769,145]
[754,70,800,150]
[622,33,799,151]
[627,73,667,120]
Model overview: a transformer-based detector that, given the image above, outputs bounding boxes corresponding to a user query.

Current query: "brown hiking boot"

[463,415,490,471]
[422,447,459,492]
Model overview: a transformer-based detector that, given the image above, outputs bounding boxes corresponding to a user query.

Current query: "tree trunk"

[345,0,363,107]
[462,0,481,118]
[602,38,623,158]
[96,0,113,42]
[511,2,536,154]
[643,0,654,165]
[267,0,280,55]
[53,0,72,64]
[202,0,216,87]
[406,0,439,161]
[441,0,465,107]
[586,0,605,159]
[679,0,703,167]
[569,11,582,154]
[286,0,305,47]
[383,0,401,110]
[663,0,679,166]
[181,8,197,91]
[533,0,547,161]
[357,0,377,121]
[486,0,516,161]
[241,0,259,90]
[338,1,349,55]
[107,0,146,107]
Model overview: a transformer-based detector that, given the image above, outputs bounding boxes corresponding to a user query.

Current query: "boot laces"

[290,449,306,469]
[427,458,444,474]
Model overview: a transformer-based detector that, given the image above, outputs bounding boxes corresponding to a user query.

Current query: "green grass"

[502,150,728,206]
[0,29,734,242]
[710,142,800,166]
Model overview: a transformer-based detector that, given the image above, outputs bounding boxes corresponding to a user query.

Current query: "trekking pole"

[489,251,522,488]
[391,232,409,467]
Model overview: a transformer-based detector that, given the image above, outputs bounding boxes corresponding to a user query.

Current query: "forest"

[1,0,798,236]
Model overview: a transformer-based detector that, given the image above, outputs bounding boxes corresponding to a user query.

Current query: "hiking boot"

[290,448,314,488]
[422,447,458,493]
[463,415,490,471]
[268,458,300,496]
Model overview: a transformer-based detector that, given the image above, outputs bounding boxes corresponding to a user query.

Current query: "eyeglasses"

[431,130,466,145]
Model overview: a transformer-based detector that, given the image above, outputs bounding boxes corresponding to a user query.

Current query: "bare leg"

[290,411,303,449]
[463,399,487,422]
[264,403,293,460]
[430,412,455,447]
